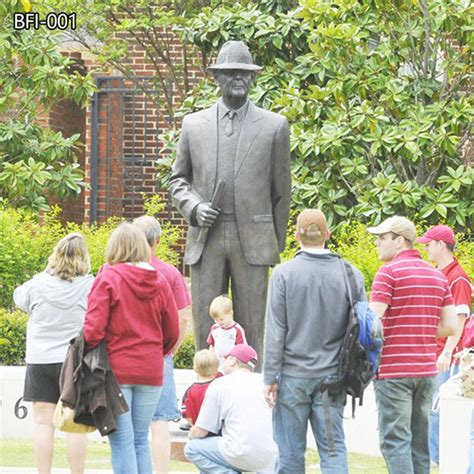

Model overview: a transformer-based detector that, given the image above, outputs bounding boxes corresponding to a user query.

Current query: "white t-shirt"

[195,371,277,472]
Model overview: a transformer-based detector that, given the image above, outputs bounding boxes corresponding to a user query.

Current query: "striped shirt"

[370,249,453,379]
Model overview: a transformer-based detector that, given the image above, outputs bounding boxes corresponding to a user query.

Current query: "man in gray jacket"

[263,209,366,474]
[170,41,291,360]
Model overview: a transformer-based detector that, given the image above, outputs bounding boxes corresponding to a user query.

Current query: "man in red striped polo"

[367,216,457,474]
[416,224,472,466]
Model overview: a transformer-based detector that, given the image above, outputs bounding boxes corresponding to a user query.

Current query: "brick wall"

[46,52,87,224]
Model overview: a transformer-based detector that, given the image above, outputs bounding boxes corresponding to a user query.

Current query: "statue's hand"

[196,202,220,227]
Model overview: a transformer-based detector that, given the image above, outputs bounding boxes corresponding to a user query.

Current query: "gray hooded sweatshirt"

[14,271,94,364]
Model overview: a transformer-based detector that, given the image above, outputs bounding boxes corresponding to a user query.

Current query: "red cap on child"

[226,344,258,370]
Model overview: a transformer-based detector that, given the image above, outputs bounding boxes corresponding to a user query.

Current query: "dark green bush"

[174,333,195,369]
[0,309,27,366]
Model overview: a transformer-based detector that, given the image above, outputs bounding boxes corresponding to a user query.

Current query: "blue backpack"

[355,299,384,377]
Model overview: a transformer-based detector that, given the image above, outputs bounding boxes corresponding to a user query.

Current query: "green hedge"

[174,333,195,369]
[0,197,181,309]
[0,309,27,365]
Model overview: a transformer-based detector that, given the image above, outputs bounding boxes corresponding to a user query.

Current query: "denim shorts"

[152,355,181,422]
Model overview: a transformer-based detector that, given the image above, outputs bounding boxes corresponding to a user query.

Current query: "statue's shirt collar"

[218,98,249,122]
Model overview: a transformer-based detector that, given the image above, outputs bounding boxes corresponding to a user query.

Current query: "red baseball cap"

[226,344,258,369]
[416,225,455,245]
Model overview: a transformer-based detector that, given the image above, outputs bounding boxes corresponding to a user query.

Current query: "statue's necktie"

[225,110,236,137]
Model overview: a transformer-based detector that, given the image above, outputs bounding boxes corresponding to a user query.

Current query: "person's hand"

[263,383,278,408]
[437,351,451,373]
[196,202,220,227]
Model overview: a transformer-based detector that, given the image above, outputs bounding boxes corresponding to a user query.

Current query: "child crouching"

[181,349,220,426]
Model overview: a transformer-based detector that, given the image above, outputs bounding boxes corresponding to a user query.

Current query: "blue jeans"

[108,384,162,474]
[374,377,436,474]
[429,366,459,464]
[273,374,348,474]
[185,436,241,474]
[152,355,181,422]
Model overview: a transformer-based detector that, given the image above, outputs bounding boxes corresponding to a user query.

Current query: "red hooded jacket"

[83,263,179,386]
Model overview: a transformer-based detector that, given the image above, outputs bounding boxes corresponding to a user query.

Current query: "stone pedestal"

[439,382,472,474]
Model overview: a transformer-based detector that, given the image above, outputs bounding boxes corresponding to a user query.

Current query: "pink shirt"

[370,249,453,379]
[150,256,191,356]
[150,256,191,311]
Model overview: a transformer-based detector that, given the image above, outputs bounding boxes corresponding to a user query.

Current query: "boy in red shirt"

[417,224,472,466]
[182,349,220,426]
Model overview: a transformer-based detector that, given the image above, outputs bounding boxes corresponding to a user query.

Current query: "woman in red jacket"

[83,223,179,474]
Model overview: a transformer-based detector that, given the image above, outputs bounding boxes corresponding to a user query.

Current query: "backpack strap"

[343,261,359,305]
[342,261,361,419]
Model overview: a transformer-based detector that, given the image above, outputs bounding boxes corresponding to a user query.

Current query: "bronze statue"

[170,41,291,361]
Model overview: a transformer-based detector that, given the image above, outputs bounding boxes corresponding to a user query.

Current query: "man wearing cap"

[169,41,291,361]
[367,216,458,474]
[185,344,277,473]
[416,224,472,466]
[263,209,366,473]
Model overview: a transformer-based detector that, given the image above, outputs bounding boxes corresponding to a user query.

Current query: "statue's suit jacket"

[170,100,291,266]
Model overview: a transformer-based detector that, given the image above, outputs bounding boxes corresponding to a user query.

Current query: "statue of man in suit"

[170,41,291,361]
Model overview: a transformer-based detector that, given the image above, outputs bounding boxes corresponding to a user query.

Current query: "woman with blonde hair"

[14,233,94,474]
[83,222,179,474]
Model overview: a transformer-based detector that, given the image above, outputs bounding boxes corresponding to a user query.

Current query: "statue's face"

[214,69,255,103]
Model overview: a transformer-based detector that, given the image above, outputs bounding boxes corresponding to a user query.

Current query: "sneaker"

[179,420,192,431]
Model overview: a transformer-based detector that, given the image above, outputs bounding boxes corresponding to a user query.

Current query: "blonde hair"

[193,349,220,377]
[46,233,90,281]
[105,222,151,265]
[209,294,233,320]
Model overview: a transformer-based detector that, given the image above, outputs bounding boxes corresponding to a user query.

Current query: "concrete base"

[439,381,473,474]
[170,427,188,462]
[342,383,381,457]
[0,366,34,439]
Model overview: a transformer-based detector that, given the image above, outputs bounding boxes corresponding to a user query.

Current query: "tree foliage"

[170,0,473,229]
[0,0,95,211]
[35,0,473,229]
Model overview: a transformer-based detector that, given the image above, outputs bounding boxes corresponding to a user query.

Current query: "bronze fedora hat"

[208,41,262,71]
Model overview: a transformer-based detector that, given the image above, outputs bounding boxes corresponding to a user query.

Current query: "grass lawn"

[0,438,393,473]
[0,439,196,472]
